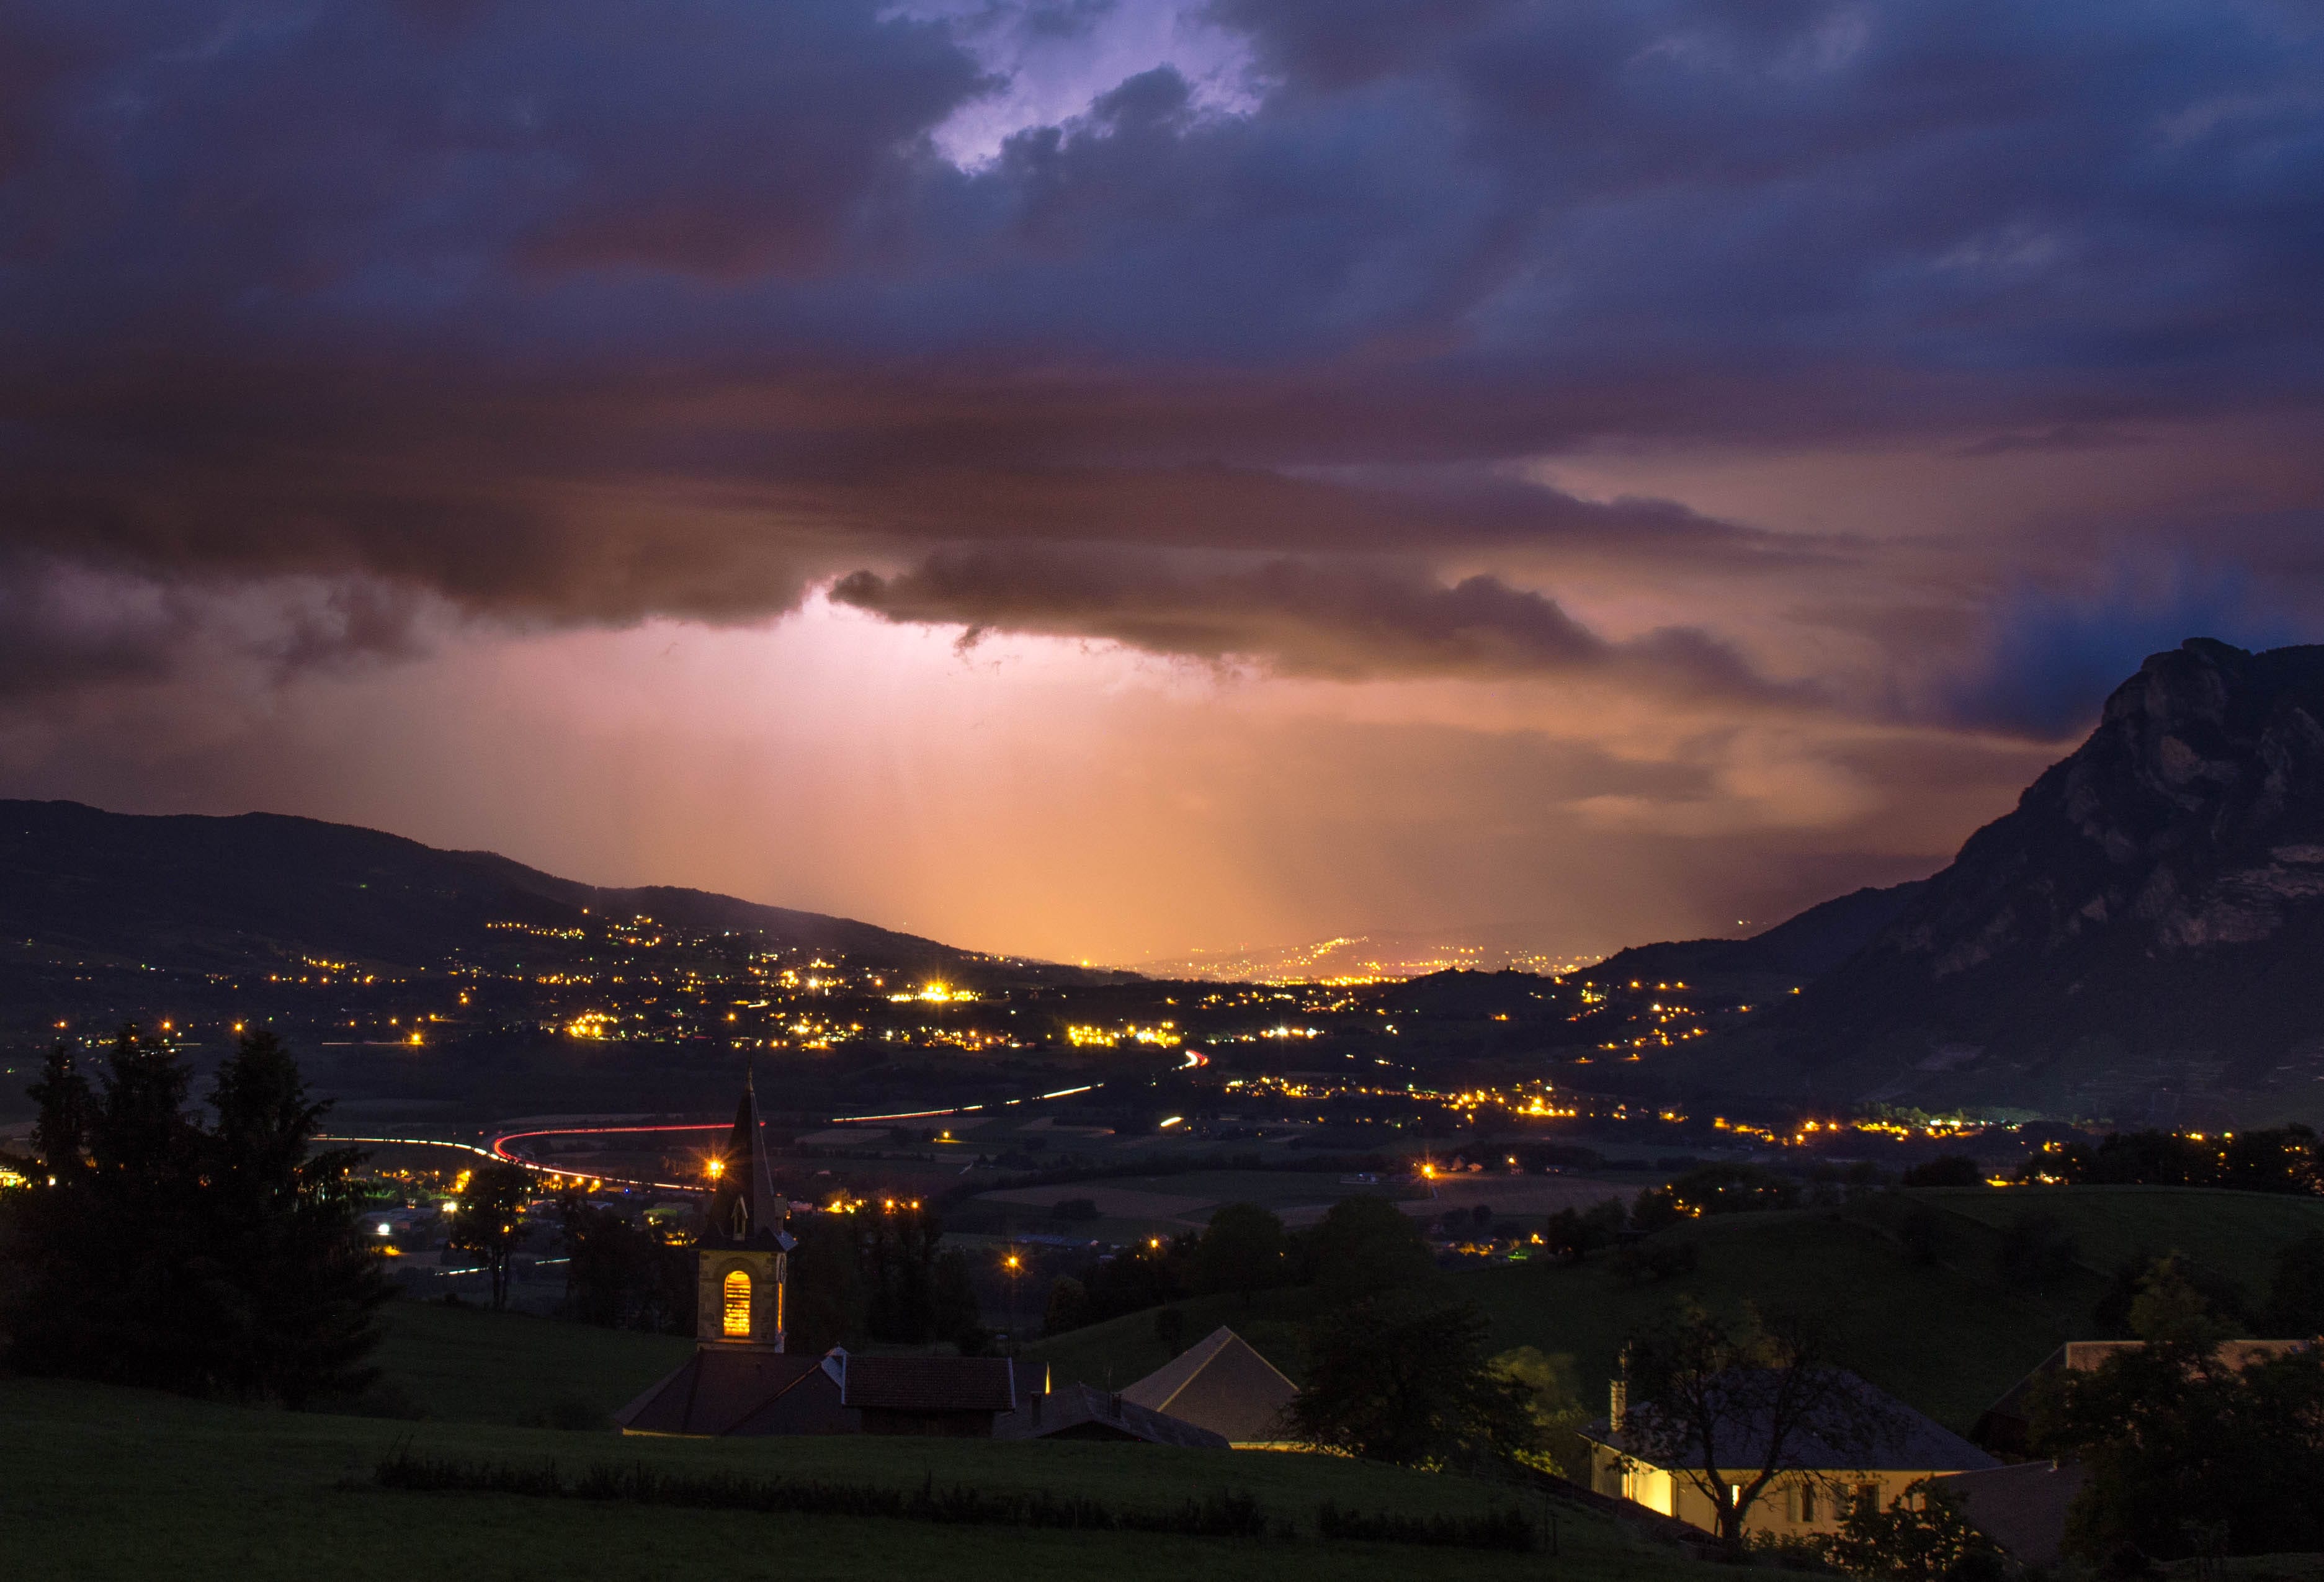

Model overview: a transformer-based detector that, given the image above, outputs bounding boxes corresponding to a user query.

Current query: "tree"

[1302,1195,1435,1307]
[2032,1269,2324,1560]
[1619,1302,1899,1555]
[26,1041,90,1176]
[1666,1163,1799,1217]
[862,1204,944,1343]
[1544,1197,1629,1262]
[2263,1233,2324,1336]
[1192,1202,1288,1305]
[449,1163,534,1312]
[2094,1249,2249,1338]
[202,1031,390,1404]
[1818,1478,2004,1582]
[1900,1156,1983,1189]
[788,1210,864,1353]
[1,1027,387,1404]
[1043,1276,1089,1336]
[559,1197,689,1330]
[1489,1346,1591,1477]
[1289,1297,1538,1468]
[1631,1186,1685,1233]
[931,1246,983,1352]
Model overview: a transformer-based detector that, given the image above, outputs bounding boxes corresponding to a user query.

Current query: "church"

[614,1074,1028,1438]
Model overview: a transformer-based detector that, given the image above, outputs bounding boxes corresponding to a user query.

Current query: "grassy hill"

[0,1296,1714,1582]
[1919,1184,2324,1298]
[1026,1186,2324,1436]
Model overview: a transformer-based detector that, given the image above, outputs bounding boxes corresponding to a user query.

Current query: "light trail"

[486,1122,723,1191]
[321,1131,702,1192]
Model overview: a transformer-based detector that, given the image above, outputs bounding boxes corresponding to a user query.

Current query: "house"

[1117,1326,1298,1446]
[1580,1371,1998,1539]
[612,1073,1023,1439]
[615,1346,1025,1437]
[1973,1339,2312,1452]
[1001,1382,1230,1447]
[1931,1459,2088,1567]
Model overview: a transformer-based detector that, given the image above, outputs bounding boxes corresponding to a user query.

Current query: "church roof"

[999,1382,1231,1447]
[837,1353,1019,1413]
[613,1349,825,1436]
[1119,1326,1298,1444]
[702,1069,789,1250]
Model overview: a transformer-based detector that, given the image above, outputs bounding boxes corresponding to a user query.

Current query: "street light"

[1003,1251,1022,1353]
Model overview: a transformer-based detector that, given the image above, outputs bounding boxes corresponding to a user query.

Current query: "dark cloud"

[1951,424,2148,458]
[0,0,2317,707]
[831,547,1817,704]
[0,556,429,700]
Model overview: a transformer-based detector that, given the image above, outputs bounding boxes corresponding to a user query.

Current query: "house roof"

[1119,1326,1298,1444]
[1933,1460,2088,1567]
[838,1353,1019,1413]
[999,1383,1230,1448]
[1585,1370,1998,1475]
[613,1349,824,1436]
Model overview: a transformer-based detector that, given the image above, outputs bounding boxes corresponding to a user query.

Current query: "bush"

[1901,1156,1983,1189]
[1315,1499,1534,1551]
[1288,1297,1537,1468]
[1609,1241,1698,1285]
[1631,1187,1686,1234]
[377,1449,1274,1539]
[540,1393,610,1432]
[1995,1212,2079,1291]
[1302,1195,1435,1306]
[1192,1202,1289,1303]
[1050,1198,1100,1222]
[1666,1163,1799,1217]
[1815,1478,2003,1582]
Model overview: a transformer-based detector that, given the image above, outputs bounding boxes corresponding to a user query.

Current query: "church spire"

[705,1068,784,1249]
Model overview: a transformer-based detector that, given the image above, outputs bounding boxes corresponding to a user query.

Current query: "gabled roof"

[836,1352,1019,1413]
[1120,1326,1298,1444]
[1586,1370,1997,1474]
[1933,1460,2088,1566]
[1001,1383,1231,1448]
[614,1349,824,1436]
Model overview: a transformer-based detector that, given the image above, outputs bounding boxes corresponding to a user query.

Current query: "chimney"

[1610,1377,1628,1432]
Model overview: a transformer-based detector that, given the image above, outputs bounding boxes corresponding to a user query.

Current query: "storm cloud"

[1,0,2321,929]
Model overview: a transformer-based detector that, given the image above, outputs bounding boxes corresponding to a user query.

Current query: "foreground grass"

[0,1374,1707,1582]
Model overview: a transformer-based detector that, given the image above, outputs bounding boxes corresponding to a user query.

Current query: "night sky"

[2,1,2320,964]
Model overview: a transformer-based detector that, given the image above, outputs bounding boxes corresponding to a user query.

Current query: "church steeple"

[704,1064,785,1249]
[695,1068,793,1349]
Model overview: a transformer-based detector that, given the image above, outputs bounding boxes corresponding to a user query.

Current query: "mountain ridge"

[1670,638,2324,1122]
[0,799,976,975]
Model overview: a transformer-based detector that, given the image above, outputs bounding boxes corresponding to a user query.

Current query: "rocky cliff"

[1698,640,2324,1122]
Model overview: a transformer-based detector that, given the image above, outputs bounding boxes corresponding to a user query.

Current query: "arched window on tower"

[722,1269,751,1337]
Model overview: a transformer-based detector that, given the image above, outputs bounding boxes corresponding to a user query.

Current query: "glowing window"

[722,1269,751,1337]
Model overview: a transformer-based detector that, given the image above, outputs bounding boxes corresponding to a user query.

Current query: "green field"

[1028,1186,2324,1436]
[1920,1185,2324,1297]
[0,1298,1712,1582]
[374,1299,695,1423]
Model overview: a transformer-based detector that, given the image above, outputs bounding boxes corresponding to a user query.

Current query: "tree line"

[0,1027,387,1405]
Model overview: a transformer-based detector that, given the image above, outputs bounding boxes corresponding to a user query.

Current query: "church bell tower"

[697,1070,793,1350]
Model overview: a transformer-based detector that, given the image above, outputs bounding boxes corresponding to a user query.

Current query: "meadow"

[0,1300,1706,1582]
